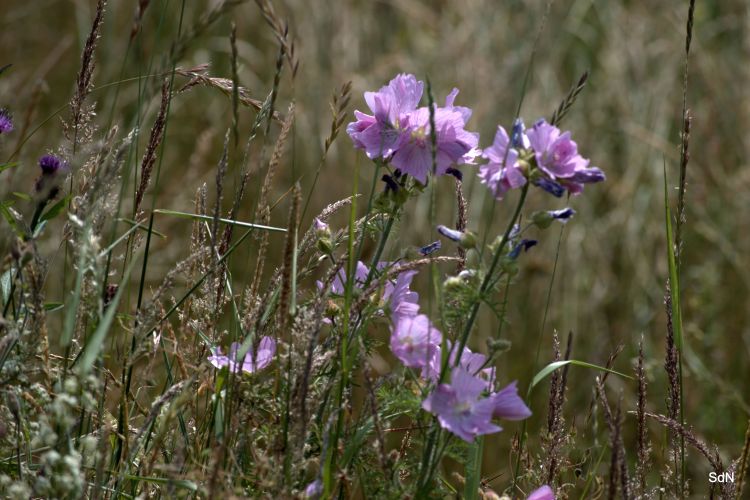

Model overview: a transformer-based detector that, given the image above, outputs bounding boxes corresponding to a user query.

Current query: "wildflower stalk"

[419,183,529,494]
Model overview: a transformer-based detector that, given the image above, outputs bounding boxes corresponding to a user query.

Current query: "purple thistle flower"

[0,108,13,134]
[390,314,442,369]
[422,367,502,442]
[208,336,276,374]
[489,381,532,420]
[347,74,423,160]
[527,485,555,500]
[478,125,527,200]
[383,269,420,322]
[39,154,67,175]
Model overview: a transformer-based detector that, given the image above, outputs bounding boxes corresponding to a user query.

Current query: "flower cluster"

[348,74,604,201]
[347,74,479,184]
[387,270,531,442]
[208,336,276,375]
[480,118,605,199]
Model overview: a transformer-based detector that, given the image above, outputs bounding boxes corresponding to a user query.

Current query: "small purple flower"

[390,314,441,368]
[533,178,565,198]
[510,118,530,149]
[0,108,13,134]
[383,269,420,322]
[208,336,276,374]
[508,239,537,259]
[436,225,463,242]
[489,381,532,420]
[527,485,555,500]
[422,367,502,442]
[347,74,423,160]
[549,208,576,222]
[419,240,441,256]
[560,166,606,195]
[39,154,67,175]
[478,125,527,200]
[303,479,323,499]
[313,218,329,233]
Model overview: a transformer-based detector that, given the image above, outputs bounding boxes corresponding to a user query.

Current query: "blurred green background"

[1,0,748,494]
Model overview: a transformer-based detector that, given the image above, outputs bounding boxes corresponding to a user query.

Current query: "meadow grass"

[1,0,749,498]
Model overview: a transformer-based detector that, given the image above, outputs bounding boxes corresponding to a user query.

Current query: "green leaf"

[153,208,286,233]
[0,202,25,237]
[0,162,19,174]
[44,302,64,312]
[663,164,683,350]
[530,359,632,392]
[40,195,70,224]
[76,257,136,374]
[12,192,31,202]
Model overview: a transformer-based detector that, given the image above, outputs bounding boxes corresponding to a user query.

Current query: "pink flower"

[479,125,527,200]
[390,314,441,369]
[527,485,555,500]
[489,381,532,420]
[526,119,604,195]
[347,74,423,160]
[208,337,276,374]
[390,91,479,184]
[382,269,420,321]
[422,367,501,442]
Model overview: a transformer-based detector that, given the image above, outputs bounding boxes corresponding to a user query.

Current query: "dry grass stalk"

[68,0,107,150]
[130,0,151,41]
[254,0,299,77]
[249,103,295,298]
[636,338,650,495]
[455,178,468,272]
[737,419,750,498]
[134,79,171,215]
[279,183,301,334]
[175,66,283,121]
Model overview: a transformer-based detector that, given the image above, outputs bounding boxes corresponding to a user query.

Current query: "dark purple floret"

[437,225,463,242]
[381,174,399,193]
[570,167,606,184]
[445,167,463,181]
[39,154,66,174]
[509,239,537,259]
[510,118,528,148]
[550,208,576,221]
[419,240,442,256]
[534,178,565,197]
[0,109,13,134]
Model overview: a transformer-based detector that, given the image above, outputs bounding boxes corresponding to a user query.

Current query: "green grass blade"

[530,359,632,392]
[154,208,286,233]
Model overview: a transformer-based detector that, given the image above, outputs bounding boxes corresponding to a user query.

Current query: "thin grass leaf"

[154,208,286,233]
[530,360,632,392]
[664,164,683,349]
